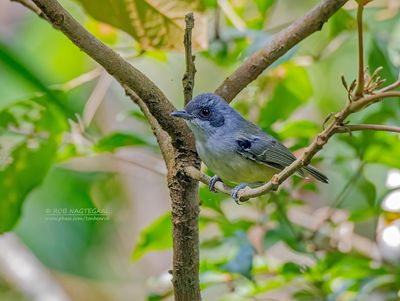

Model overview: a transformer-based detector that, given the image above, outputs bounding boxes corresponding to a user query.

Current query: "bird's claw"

[209,175,222,192]
[231,183,248,204]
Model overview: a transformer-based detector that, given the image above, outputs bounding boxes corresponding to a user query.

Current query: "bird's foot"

[231,183,248,204]
[209,175,222,192]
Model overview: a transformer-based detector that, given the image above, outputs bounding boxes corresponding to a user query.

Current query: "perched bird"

[171,93,328,202]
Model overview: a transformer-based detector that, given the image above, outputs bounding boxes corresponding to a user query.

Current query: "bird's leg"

[209,175,222,192]
[231,183,249,204]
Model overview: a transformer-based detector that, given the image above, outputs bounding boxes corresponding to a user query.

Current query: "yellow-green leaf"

[75,0,208,51]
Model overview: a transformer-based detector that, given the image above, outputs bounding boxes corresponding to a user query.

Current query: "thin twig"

[182,13,196,105]
[335,124,400,134]
[58,67,103,91]
[377,76,400,93]
[354,1,365,97]
[217,0,247,32]
[11,0,48,21]
[83,71,113,128]
[184,166,232,195]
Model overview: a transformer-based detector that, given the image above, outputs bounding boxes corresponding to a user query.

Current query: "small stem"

[354,2,365,97]
[182,13,196,105]
[335,124,400,134]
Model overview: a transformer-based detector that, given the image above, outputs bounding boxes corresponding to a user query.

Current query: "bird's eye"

[200,107,210,117]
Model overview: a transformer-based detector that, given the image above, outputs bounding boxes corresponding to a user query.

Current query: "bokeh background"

[0,0,399,300]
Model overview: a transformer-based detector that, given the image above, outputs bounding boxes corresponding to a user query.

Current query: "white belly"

[196,140,276,184]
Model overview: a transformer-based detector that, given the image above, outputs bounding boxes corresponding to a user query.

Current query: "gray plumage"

[171,93,328,200]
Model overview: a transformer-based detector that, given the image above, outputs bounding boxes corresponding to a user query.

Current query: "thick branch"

[214,0,348,102]
[17,1,201,300]
[29,0,194,152]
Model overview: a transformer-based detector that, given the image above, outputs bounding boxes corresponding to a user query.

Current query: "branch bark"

[214,0,348,102]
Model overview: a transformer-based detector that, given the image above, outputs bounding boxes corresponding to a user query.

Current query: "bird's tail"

[303,165,329,183]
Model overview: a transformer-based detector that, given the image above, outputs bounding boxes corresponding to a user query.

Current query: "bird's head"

[171,93,236,139]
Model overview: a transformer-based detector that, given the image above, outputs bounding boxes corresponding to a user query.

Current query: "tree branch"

[15,1,201,300]
[27,0,193,151]
[214,0,348,102]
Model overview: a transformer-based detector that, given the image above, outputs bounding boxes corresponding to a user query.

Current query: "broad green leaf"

[0,42,53,97]
[94,132,150,152]
[132,212,172,261]
[75,0,207,51]
[259,64,313,130]
[0,43,72,116]
[0,96,68,233]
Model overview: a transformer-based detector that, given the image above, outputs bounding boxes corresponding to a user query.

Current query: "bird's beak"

[170,110,193,120]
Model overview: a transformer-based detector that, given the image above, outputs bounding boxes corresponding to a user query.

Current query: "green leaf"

[254,0,275,17]
[259,64,313,130]
[328,9,356,37]
[368,38,397,84]
[132,212,172,261]
[364,133,400,169]
[94,132,150,152]
[279,120,320,140]
[0,96,68,233]
[74,0,207,51]
[0,42,73,117]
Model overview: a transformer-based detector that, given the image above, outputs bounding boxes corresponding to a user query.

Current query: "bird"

[171,93,328,202]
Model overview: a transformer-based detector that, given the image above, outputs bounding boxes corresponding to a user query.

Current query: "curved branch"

[30,0,194,151]
[214,0,348,102]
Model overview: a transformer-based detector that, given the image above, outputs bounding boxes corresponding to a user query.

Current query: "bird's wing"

[235,133,304,175]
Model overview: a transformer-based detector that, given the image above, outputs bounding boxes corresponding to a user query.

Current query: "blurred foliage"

[132,212,172,261]
[75,0,207,50]
[1,0,400,300]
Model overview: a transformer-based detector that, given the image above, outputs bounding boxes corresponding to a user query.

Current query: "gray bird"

[171,93,328,202]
